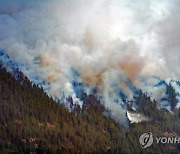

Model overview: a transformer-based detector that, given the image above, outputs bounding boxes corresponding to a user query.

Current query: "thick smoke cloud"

[0,0,180,124]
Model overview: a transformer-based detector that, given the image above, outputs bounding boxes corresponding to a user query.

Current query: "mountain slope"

[0,66,117,153]
[1,63,180,153]
[1,49,180,153]
[1,49,180,124]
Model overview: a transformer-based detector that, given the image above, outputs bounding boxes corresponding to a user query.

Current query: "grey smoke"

[0,0,180,124]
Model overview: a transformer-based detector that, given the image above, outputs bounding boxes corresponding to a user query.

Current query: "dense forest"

[0,66,180,153]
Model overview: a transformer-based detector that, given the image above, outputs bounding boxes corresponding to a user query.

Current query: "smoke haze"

[0,0,180,124]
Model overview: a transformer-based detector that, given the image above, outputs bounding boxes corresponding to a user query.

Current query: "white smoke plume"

[0,0,180,124]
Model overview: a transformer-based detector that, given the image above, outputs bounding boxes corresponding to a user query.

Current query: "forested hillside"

[0,66,180,153]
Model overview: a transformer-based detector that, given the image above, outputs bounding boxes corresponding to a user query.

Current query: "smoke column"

[0,0,180,124]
